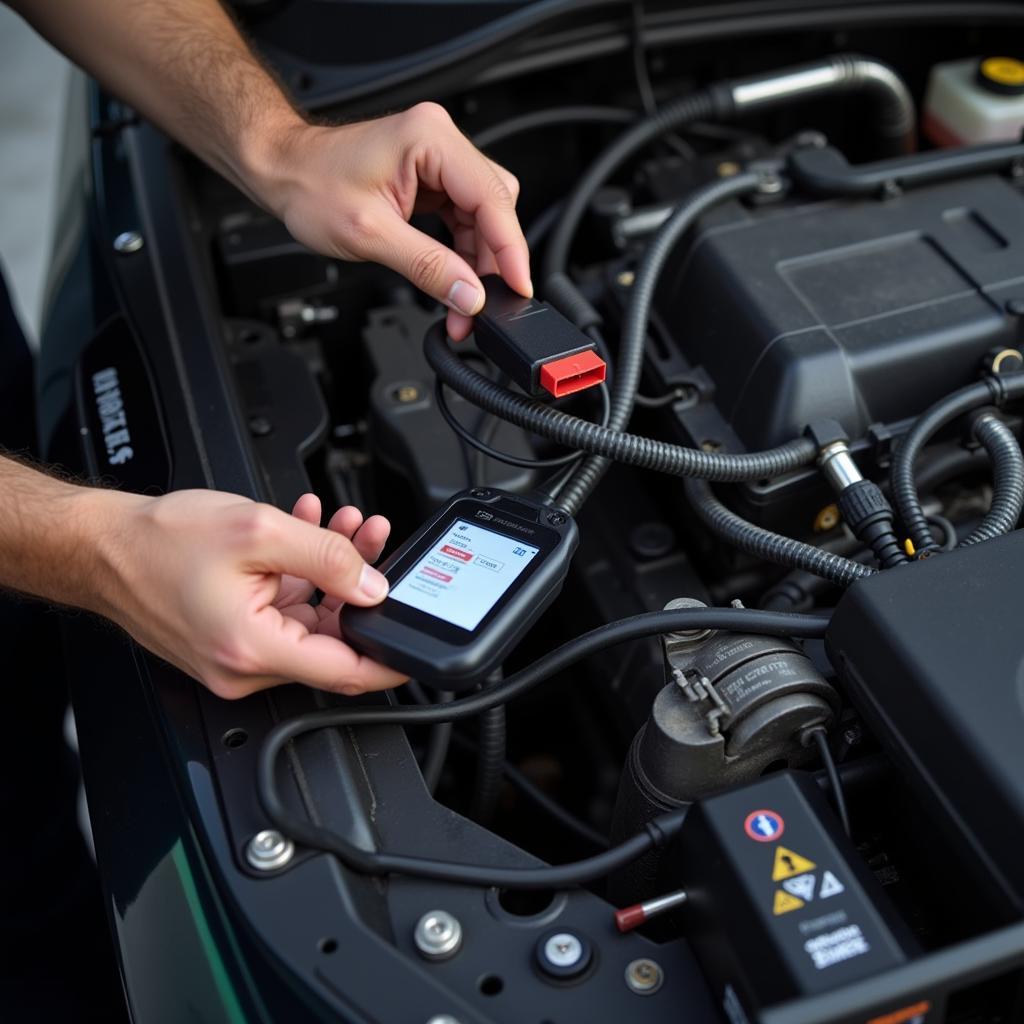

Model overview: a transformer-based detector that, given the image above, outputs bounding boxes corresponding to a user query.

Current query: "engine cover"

[827,530,1024,914]
[658,173,1024,448]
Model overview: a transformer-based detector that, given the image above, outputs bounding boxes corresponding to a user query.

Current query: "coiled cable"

[684,477,875,587]
[960,413,1024,547]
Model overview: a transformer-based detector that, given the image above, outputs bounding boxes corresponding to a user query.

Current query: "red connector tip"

[614,904,649,933]
[539,350,607,398]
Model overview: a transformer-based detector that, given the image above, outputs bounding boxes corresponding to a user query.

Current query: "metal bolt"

[625,958,664,995]
[414,910,463,961]
[393,384,421,403]
[756,171,784,195]
[547,512,567,526]
[113,231,144,254]
[664,597,713,645]
[544,932,583,968]
[246,830,294,871]
[248,415,273,437]
[616,270,636,287]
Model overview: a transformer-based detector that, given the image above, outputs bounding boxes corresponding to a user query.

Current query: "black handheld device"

[341,488,578,687]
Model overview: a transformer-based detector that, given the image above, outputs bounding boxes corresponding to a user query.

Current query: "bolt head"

[393,384,421,403]
[248,416,273,437]
[414,910,462,961]
[113,231,144,254]
[625,957,664,995]
[246,830,294,871]
[547,512,567,526]
[536,929,592,979]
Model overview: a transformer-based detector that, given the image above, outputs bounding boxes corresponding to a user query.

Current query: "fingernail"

[524,278,535,298]
[359,564,389,600]
[446,280,481,316]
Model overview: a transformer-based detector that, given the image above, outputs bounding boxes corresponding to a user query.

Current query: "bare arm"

[9,0,531,337]
[0,456,406,697]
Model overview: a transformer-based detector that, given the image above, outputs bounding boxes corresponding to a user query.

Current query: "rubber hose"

[472,698,506,825]
[542,90,725,281]
[555,172,762,512]
[684,477,875,587]
[960,414,1024,546]
[421,691,453,794]
[890,375,1024,553]
[542,54,914,281]
[424,321,817,506]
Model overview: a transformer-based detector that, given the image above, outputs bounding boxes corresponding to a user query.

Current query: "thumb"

[355,210,485,317]
[249,510,389,606]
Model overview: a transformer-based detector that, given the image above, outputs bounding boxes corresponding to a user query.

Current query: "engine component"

[665,773,912,1020]
[655,173,1024,450]
[609,600,837,901]
[827,529,1024,913]
[925,56,1024,147]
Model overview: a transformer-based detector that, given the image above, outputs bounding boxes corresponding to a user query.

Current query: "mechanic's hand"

[258,102,532,340]
[94,488,407,699]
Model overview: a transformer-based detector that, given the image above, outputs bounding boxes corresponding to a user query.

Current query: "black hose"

[555,172,763,512]
[542,90,727,281]
[542,54,914,282]
[425,322,817,506]
[472,105,636,149]
[960,414,1024,547]
[257,606,830,888]
[890,375,1024,553]
[420,691,454,794]
[472,673,507,826]
[449,732,609,849]
[807,727,852,838]
[684,477,874,587]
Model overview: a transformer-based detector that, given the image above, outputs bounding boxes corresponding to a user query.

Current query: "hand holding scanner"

[341,488,578,688]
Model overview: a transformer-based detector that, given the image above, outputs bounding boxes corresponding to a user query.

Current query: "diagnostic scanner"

[341,488,578,688]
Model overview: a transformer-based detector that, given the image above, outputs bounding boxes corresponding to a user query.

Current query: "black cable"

[926,513,958,552]
[420,691,454,795]
[633,388,689,408]
[890,375,1024,553]
[808,728,851,838]
[427,321,818,505]
[435,378,611,470]
[684,477,874,587]
[630,0,656,115]
[960,413,1024,547]
[448,732,610,849]
[472,105,636,150]
[554,171,763,512]
[472,673,507,826]
[258,606,829,888]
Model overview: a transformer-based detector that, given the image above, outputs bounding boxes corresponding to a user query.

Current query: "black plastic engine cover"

[826,532,1024,914]
[657,174,1024,448]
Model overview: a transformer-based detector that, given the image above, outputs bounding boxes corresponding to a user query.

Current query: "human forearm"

[0,455,127,616]
[9,0,297,205]
[11,0,532,336]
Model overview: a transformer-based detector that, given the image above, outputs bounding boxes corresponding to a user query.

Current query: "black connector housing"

[473,275,606,398]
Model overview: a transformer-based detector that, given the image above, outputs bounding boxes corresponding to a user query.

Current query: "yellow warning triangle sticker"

[772,846,817,882]
[773,889,805,915]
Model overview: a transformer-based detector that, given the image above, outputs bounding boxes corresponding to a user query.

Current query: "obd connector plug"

[473,275,606,398]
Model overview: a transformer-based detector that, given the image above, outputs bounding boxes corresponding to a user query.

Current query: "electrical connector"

[473,275,607,398]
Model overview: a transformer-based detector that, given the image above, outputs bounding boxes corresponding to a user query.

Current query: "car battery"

[665,772,917,1022]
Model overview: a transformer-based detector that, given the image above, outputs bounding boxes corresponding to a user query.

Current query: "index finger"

[436,138,532,298]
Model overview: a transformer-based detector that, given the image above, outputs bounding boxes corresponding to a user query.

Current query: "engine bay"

[54,3,1024,1022]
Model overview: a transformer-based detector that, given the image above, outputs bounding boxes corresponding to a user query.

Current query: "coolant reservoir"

[924,56,1024,146]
